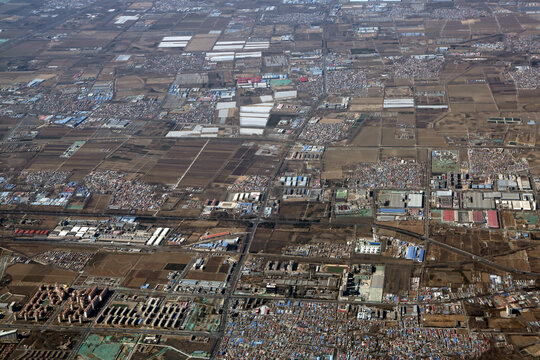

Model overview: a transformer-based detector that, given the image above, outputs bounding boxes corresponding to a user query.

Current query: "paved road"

[208,5,337,357]
[6,134,540,149]
[0,255,9,280]
[207,147,291,359]
[0,322,217,337]
[207,121,316,359]
[374,223,540,277]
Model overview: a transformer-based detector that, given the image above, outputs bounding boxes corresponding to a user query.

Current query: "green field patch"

[431,150,459,174]
[164,263,187,271]
[270,79,292,86]
[325,266,346,274]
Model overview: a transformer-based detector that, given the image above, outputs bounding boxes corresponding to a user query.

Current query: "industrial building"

[383,98,414,108]
[356,238,381,254]
[239,103,273,128]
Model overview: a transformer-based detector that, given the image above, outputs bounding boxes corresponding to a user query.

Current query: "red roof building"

[487,210,499,228]
[237,77,261,84]
[443,210,455,222]
[472,211,483,223]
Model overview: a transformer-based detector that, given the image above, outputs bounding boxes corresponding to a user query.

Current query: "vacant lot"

[323,147,378,179]
[6,263,78,285]
[84,252,141,277]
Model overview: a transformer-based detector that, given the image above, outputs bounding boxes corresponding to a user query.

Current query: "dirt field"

[6,263,78,285]
[84,252,141,277]
[380,148,417,160]
[97,251,196,288]
[59,140,122,175]
[448,84,495,108]
[185,34,220,51]
[423,314,466,328]
[378,220,425,236]
[323,147,378,179]
[527,246,540,273]
[141,139,206,184]
[177,140,239,188]
[383,264,412,294]
[432,227,511,258]
[493,250,531,272]
[250,223,353,254]
[417,128,448,146]
[350,126,381,146]
[424,268,467,287]
[153,254,233,283]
